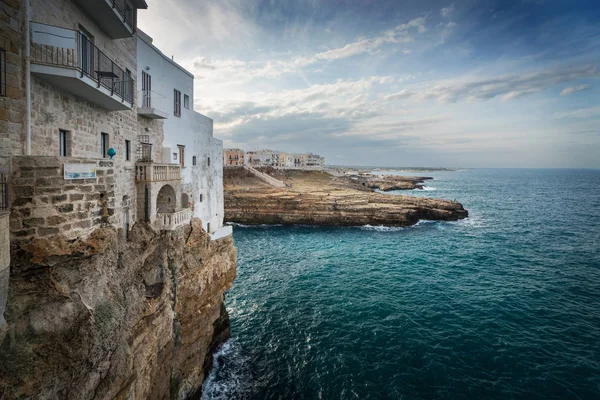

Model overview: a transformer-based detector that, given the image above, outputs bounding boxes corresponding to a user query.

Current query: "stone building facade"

[0,0,231,329]
[224,148,245,167]
[244,149,326,170]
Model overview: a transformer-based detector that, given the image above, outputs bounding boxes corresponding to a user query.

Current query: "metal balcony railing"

[110,0,136,32]
[139,89,167,111]
[30,24,134,104]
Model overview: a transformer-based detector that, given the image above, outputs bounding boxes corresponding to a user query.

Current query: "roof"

[133,0,149,9]
[137,29,195,79]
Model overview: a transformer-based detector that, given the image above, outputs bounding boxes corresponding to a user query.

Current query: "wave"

[227,222,284,228]
[449,213,485,228]
[360,220,437,232]
[202,339,250,400]
[421,186,436,191]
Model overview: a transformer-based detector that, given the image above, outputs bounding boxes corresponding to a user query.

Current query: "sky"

[138,0,600,168]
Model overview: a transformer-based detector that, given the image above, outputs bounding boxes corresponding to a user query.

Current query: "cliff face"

[0,219,236,400]
[224,169,468,227]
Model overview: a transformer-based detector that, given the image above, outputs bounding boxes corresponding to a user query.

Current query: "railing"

[110,0,135,32]
[135,163,181,182]
[30,24,134,104]
[155,208,192,231]
[139,89,167,111]
[0,173,7,211]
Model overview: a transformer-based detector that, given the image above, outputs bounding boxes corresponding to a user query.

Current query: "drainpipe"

[25,0,31,155]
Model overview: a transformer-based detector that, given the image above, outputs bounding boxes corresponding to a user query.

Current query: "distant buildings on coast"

[224,149,325,169]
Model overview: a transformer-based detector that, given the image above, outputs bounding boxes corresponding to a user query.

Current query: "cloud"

[385,64,599,104]
[553,107,600,119]
[440,21,457,44]
[293,17,426,66]
[441,4,455,18]
[559,84,591,96]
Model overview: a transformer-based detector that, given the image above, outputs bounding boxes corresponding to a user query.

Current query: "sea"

[202,168,600,400]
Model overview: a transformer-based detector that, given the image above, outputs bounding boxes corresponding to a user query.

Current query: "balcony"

[135,163,181,182]
[72,0,148,39]
[30,23,134,111]
[137,89,168,119]
[155,209,192,231]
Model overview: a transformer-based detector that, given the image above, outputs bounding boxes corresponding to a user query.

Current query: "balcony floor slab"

[31,64,133,111]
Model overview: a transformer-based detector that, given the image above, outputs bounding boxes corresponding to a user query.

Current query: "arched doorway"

[156,184,176,213]
[181,193,189,209]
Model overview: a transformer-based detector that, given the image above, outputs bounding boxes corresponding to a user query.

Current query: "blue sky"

[139,0,600,168]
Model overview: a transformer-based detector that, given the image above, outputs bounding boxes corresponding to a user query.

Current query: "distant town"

[224,149,326,169]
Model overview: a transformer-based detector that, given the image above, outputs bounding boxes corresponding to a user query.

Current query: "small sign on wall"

[64,164,97,180]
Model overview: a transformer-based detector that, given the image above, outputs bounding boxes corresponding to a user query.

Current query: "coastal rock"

[0,219,236,399]
[360,175,433,191]
[224,169,467,227]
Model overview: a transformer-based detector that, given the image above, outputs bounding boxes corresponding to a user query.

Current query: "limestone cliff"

[224,169,468,227]
[0,219,236,399]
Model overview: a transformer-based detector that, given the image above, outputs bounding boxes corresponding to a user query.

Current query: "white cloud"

[559,84,591,96]
[440,21,457,44]
[441,4,455,18]
[385,64,599,104]
[553,107,600,119]
[293,17,426,66]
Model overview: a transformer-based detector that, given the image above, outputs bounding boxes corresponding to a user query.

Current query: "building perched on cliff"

[136,30,229,238]
[0,0,233,381]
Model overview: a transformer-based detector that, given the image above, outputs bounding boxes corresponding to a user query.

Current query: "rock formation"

[224,169,468,226]
[359,175,433,191]
[0,219,236,399]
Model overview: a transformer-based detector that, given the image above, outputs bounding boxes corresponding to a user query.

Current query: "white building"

[136,31,229,238]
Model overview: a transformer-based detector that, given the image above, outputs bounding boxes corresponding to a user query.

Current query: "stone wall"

[0,211,9,329]
[0,0,25,169]
[9,156,116,240]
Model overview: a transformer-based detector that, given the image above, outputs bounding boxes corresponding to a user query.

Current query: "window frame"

[184,94,190,109]
[177,145,185,167]
[59,129,69,157]
[0,49,6,97]
[125,139,131,161]
[101,132,109,158]
[174,89,182,117]
[192,155,197,166]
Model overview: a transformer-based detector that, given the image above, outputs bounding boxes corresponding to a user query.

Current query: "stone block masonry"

[9,156,116,240]
[0,211,9,329]
[0,0,25,169]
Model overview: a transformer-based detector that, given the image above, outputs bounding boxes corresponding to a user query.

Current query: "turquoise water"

[203,169,600,399]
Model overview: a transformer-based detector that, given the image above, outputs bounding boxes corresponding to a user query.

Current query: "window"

[79,26,94,76]
[208,157,211,167]
[142,71,151,108]
[101,133,109,158]
[199,194,203,202]
[174,89,181,117]
[0,49,6,97]
[178,145,185,167]
[192,156,197,166]
[59,130,69,157]
[184,94,190,109]
[125,140,131,161]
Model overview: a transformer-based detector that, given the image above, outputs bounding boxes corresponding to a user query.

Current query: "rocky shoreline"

[224,169,467,227]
